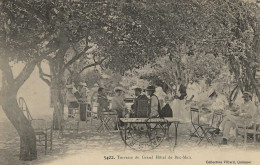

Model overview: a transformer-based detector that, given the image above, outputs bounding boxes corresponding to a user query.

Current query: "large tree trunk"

[51,78,65,130]
[1,88,37,161]
[0,52,39,160]
[50,60,66,130]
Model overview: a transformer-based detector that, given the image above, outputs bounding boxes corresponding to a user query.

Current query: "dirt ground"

[1,108,260,165]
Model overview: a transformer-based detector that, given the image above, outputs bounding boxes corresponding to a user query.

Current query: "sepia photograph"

[0,0,260,165]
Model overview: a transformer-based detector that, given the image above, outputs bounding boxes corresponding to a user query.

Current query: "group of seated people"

[66,81,259,145]
[65,82,162,121]
[96,85,162,119]
[219,92,259,144]
[196,91,259,145]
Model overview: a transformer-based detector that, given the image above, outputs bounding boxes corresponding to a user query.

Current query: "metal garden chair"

[97,111,118,133]
[18,97,53,154]
[61,102,80,137]
[189,107,221,145]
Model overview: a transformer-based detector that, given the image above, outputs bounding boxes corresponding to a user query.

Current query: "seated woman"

[219,92,258,145]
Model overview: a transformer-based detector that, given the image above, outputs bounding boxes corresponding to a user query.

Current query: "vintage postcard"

[0,0,260,165]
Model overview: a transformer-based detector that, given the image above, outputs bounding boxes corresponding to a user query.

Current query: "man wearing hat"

[78,82,87,121]
[219,91,258,145]
[130,87,148,117]
[146,85,160,118]
[112,87,128,125]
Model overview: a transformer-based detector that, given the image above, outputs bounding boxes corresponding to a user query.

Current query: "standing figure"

[78,82,87,121]
[146,85,160,118]
[97,87,109,118]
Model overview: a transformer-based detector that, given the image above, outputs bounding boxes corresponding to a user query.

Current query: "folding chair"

[243,123,260,145]
[61,103,80,136]
[189,108,204,140]
[97,111,118,133]
[189,107,220,145]
[86,107,98,125]
[237,115,260,146]
[210,111,223,129]
[68,103,80,118]
[201,111,223,142]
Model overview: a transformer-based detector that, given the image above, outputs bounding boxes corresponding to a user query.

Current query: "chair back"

[136,97,150,118]
[101,111,118,116]
[211,111,223,128]
[190,107,200,125]
[18,97,33,122]
[31,119,46,132]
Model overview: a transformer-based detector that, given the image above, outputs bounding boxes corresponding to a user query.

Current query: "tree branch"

[2,4,16,23]
[13,58,40,90]
[79,56,108,74]
[18,31,57,51]
[40,46,59,61]
[62,45,91,71]
[0,56,15,86]
[37,63,51,86]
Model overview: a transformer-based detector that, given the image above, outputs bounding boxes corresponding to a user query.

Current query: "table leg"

[174,122,179,148]
[124,123,127,150]
[166,124,170,139]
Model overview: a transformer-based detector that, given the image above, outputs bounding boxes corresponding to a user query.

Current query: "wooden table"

[119,117,186,150]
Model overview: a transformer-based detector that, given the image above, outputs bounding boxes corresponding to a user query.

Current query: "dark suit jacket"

[131,95,149,117]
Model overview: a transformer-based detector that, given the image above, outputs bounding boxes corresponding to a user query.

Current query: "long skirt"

[169,99,188,121]
[80,103,86,121]
[168,99,190,136]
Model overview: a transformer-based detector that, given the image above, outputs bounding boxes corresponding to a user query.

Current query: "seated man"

[111,86,133,129]
[130,87,148,117]
[219,92,258,145]
[112,87,128,124]
[146,85,160,118]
